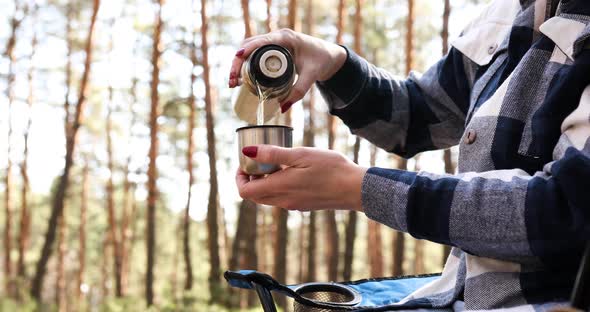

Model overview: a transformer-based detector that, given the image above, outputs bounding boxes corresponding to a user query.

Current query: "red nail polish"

[280,101,293,113]
[235,48,245,57]
[229,72,236,79]
[242,146,258,158]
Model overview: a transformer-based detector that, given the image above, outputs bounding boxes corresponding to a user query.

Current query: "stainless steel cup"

[237,125,293,175]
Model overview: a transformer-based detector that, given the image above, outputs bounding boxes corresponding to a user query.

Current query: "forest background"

[0,0,487,311]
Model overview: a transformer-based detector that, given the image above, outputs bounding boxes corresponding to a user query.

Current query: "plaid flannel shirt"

[317,0,590,310]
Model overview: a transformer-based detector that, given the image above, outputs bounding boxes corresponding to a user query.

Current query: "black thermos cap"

[248,44,294,89]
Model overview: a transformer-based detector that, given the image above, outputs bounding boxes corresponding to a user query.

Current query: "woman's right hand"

[229,29,347,113]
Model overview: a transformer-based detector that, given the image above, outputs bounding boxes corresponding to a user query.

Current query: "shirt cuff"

[361,167,415,233]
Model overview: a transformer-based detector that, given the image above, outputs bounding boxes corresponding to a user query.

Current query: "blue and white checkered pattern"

[317,0,590,310]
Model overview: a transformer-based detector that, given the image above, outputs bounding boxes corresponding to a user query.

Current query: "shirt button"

[488,43,498,55]
[464,129,477,144]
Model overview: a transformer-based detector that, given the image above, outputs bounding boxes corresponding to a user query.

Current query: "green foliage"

[0,298,40,312]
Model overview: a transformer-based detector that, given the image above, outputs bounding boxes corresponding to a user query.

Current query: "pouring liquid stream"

[255,79,280,126]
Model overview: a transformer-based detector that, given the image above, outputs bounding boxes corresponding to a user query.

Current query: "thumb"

[242,145,300,166]
[280,71,315,113]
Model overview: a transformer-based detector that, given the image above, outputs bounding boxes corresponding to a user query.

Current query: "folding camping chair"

[224,242,590,312]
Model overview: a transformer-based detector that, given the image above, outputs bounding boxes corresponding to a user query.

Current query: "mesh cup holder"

[293,283,361,312]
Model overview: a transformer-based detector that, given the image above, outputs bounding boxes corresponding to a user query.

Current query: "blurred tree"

[3,0,28,297]
[272,1,298,310]
[256,0,275,280]
[228,1,258,307]
[55,208,67,311]
[105,27,124,298]
[266,0,275,32]
[182,9,198,292]
[303,0,317,284]
[324,0,345,284]
[17,0,38,283]
[120,40,142,295]
[201,0,223,304]
[146,0,164,306]
[30,0,101,301]
[63,1,74,137]
[390,0,416,278]
[343,0,363,282]
[77,160,89,309]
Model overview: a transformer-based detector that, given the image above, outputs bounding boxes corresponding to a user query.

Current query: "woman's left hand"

[236,145,367,212]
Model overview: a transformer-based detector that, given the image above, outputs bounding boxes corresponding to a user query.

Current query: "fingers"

[242,145,304,166]
[280,70,315,112]
[235,168,251,191]
[235,167,292,207]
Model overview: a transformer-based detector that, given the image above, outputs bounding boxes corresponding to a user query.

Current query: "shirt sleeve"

[316,46,480,158]
[361,85,590,266]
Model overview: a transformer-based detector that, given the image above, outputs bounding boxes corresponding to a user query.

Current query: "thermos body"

[241,44,296,104]
[235,44,296,175]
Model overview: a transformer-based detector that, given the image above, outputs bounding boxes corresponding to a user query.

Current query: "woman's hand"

[229,29,347,112]
[236,145,367,212]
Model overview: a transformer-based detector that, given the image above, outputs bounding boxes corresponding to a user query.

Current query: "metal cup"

[237,125,293,175]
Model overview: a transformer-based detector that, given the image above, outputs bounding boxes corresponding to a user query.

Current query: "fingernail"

[235,48,245,57]
[280,101,293,113]
[229,72,236,79]
[229,78,236,88]
[242,146,258,158]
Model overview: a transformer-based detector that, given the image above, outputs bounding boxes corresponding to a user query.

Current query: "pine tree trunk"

[227,2,258,305]
[273,206,288,309]
[441,0,453,266]
[3,1,26,296]
[77,161,89,309]
[17,4,37,281]
[200,0,222,303]
[63,1,73,137]
[265,0,274,32]
[405,0,414,75]
[258,209,269,273]
[146,0,164,305]
[229,200,247,307]
[239,0,258,298]
[342,0,364,282]
[171,223,181,304]
[391,0,414,278]
[182,21,199,292]
[106,52,123,296]
[242,202,258,307]
[101,237,109,298]
[56,213,67,312]
[120,52,140,294]
[30,0,100,300]
[303,89,317,282]
[241,0,252,37]
[301,0,317,284]
[323,0,345,284]
[288,0,298,31]
[270,2,298,309]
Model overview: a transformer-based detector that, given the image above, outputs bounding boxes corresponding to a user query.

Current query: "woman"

[230,0,590,310]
